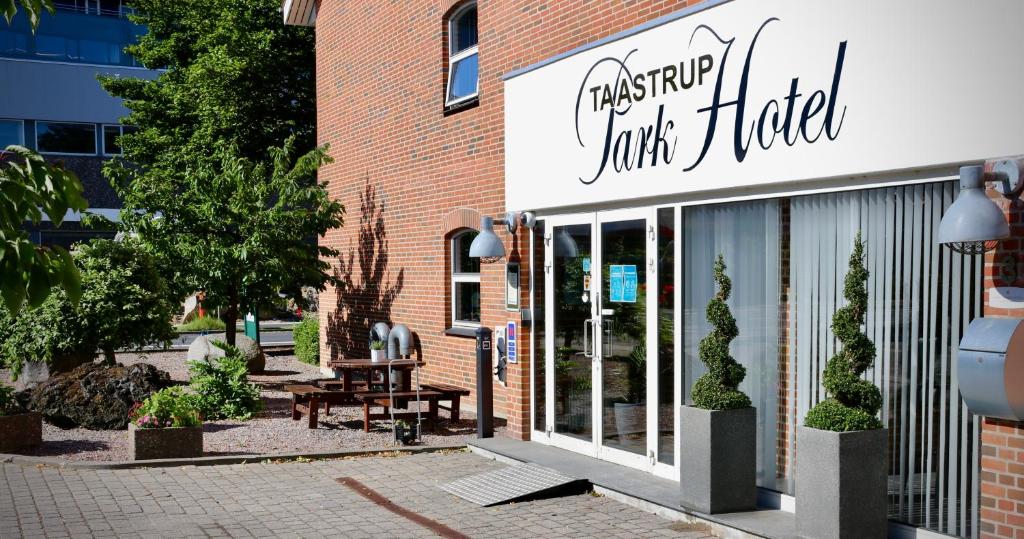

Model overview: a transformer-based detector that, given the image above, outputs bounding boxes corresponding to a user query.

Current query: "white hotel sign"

[504,0,1024,211]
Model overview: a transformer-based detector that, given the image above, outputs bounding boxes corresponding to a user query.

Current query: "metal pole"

[475,326,493,438]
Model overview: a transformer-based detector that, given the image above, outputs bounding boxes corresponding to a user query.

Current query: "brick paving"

[0,450,713,538]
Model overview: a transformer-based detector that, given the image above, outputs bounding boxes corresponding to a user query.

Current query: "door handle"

[583,318,593,358]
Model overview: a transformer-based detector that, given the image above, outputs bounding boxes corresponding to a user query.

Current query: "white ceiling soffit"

[282,0,316,27]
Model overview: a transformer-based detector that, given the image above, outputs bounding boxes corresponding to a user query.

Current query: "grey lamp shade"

[469,216,506,259]
[937,166,1010,254]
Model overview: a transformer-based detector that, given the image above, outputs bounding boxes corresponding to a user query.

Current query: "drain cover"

[441,463,586,506]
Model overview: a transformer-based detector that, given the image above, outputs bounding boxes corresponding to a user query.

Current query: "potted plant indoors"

[393,419,417,445]
[370,339,386,362]
[796,233,887,538]
[128,386,204,460]
[0,382,42,454]
[679,254,757,514]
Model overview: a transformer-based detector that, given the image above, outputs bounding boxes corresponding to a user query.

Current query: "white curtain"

[682,200,781,491]
[789,182,983,537]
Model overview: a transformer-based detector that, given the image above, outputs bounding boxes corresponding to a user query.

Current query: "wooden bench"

[420,383,471,422]
[354,390,443,433]
[285,384,361,429]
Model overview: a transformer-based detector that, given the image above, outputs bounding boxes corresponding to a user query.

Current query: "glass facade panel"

[553,223,592,441]
[533,220,546,433]
[37,121,95,154]
[0,120,23,147]
[0,8,144,66]
[656,208,674,464]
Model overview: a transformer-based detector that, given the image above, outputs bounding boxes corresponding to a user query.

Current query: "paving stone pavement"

[0,450,715,538]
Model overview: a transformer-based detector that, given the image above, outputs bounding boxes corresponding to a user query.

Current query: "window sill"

[443,96,479,116]
[444,326,478,338]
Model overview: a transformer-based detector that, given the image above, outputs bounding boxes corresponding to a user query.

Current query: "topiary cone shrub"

[692,254,751,410]
[804,232,883,431]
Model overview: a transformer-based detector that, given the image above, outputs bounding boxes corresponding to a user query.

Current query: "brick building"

[286,0,1024,536]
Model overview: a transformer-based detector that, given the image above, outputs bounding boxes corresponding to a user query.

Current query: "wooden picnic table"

[326,358,425,394]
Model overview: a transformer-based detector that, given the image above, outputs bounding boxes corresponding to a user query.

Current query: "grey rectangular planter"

[679,405,757,514]
[0,412,42,454]
[796,426,888,539]
[128,423,203,460]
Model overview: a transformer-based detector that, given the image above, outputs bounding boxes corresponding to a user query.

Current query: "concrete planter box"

[0,412,42,454]
[128,423,203,460]
[679,405,757,514]
[796,426,888,538]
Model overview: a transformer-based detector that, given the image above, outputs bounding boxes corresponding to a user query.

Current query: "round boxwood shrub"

[691,255,751,410]
[804,232,883,432]
[293,315,319,366]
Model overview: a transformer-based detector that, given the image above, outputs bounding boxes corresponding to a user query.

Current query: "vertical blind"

[789,182,983,537]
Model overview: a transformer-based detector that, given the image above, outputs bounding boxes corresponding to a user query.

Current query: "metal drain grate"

[441,463,587,506]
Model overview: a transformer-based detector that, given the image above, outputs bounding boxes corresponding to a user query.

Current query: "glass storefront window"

[532,220,546,433]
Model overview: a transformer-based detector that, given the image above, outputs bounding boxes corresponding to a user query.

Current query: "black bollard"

[475,326,493,438]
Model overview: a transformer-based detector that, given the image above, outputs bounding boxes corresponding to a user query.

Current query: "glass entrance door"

[544,210,667,473]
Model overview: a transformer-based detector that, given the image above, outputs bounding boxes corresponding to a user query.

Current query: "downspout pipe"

[369,322,390,349]
[387,324,411,359]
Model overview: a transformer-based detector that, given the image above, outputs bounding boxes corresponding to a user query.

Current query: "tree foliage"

[0,239,175,376]
[691,255,751,410]
[99,0,338,345]
[293,315,319,366]
[1,0,52,30]
[804,233,884,432]
[1,146,87,314]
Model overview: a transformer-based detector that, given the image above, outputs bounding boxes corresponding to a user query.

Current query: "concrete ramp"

[441,462,588,507]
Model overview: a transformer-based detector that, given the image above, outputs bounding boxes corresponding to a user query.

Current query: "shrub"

[691,254,751,410]
[0,239,176,377]
[0,383,18,416]
[176,316,226,332]
[188,341,263,420]
[369,339,385,351]
[293,316,319,365]
[804,233,883,432]
[130,387,202,429]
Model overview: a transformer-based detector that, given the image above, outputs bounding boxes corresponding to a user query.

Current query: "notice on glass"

[609,265,637,303]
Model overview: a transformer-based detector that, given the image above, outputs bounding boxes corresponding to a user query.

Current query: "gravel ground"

[14,350,502,462]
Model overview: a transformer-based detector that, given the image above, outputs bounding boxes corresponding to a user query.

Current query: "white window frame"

[451,230,481,327]
[101,124,129,156]
[445,2,479,107]
[35,121,97,156]
[0,119,25,148]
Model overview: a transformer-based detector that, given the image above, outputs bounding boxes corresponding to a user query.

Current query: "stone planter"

[0,412,42,454]
[370,349,386,362]
[128,423,203,460]
[796,426,888,539]
[679,406,757,514]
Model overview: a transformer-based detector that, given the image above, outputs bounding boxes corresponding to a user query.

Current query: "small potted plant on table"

[0,382,42,454]
[370,340,386,362]
[393,419,417,445]
[128,386,204,460]
[797,233,887,538]
[679,255,757,514]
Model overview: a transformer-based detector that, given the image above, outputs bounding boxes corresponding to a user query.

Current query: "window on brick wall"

[451,230,481,326]
[445,2,478,107]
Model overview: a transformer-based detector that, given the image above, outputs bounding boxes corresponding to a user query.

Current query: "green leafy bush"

[293,316,319,365]
[804,233,883,432]
[188,341,263,420]
[176,316,226,332]
[0,383,18,416]
[130,386,202,429]
[691,255,751,410]
[0,239,176,377]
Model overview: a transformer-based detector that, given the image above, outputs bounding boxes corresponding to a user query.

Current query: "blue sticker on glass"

[582,257,591,273]
[609,265,624,302]
[622,265,637,303]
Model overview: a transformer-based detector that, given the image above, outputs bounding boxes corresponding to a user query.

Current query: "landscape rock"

[27,362,170,430]
[187,334,266,373]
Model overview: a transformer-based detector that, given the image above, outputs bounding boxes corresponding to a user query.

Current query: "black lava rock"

[27,362,171,430]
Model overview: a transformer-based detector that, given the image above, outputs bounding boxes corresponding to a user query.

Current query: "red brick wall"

[980,159,1024,539]
[314,0,704,439]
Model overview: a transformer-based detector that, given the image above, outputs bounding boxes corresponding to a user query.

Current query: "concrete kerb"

[0,443,468,470]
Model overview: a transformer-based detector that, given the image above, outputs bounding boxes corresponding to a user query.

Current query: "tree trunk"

[102,347,116,366]
[223,287,239,347]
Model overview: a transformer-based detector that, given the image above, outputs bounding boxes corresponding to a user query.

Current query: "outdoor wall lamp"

[938,161,1021,255]
[469,211,536,263]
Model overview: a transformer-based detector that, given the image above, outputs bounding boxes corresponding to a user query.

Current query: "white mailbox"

[958,318,1024,421]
